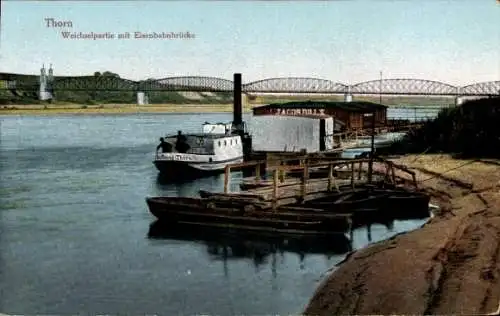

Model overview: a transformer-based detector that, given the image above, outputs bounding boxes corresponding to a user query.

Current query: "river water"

[0,112,428,314]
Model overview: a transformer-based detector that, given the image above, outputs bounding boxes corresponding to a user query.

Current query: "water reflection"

[154,173,223,196]
[154,171,246,197]
[148,221,353,275]
[156,172,222,185]
[148,213,429,269]
[353,220,395,242]
[363,221,394,242]
[351,208,429,242]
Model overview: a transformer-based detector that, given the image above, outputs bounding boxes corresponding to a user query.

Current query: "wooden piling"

[384,162,391,183]
[229,156,422,204]
[391,164,396,184]
[327,163,340,192]
[279,161,286,183]
[272,169,279,208]
[357,161,363,180]
[301,162,309,200]
[224,165,231,193]
[327,163,334,191]
[412,173,418,189]
[350,161,355,189]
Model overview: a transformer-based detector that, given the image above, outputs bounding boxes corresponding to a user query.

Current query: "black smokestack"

[233,73,242,127]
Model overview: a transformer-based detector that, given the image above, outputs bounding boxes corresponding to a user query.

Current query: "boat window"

[230,140,233,145]
[224,140,227,146]
[235,139,238,144]
[218,141,221,147]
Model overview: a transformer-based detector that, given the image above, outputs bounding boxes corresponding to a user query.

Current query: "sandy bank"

[0,104,254,115]
[304,154,500,315]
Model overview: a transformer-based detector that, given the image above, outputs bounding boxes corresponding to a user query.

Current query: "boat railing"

[186,147,213,155]
[155,147,214,159]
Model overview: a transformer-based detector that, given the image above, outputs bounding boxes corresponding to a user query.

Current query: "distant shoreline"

[0,104,255,115]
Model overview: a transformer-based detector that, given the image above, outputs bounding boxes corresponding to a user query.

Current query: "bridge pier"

[344,93,353,102]
[455,96,465,106]
[137,92,149,105]
[39,64,54,101]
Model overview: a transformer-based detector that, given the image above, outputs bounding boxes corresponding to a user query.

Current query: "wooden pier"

[146,154,427,237]
[222,156,419,208]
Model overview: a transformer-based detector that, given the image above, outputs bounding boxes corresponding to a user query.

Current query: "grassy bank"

[0,103,255,115]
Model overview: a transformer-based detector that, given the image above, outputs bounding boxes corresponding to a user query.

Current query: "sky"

[0,0,498,85]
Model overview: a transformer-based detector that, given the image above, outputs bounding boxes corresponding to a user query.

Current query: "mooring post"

[255,163,261,182]
[412,173,418,189]
[301,162,309,200]
[224,165,230,193]
[367,109,376,184]
[272,169,279,208]
[279,162,286,183]
[391,164,396,184]
[351,161,355,189]
[358,160,363,180]
[328,163,334,191]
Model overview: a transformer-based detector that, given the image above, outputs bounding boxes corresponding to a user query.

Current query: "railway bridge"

[0,67,498,106]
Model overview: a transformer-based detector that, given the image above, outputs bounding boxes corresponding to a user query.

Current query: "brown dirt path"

[304,154,500,315]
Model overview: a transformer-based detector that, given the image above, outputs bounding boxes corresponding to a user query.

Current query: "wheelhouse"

[163,134,241,155]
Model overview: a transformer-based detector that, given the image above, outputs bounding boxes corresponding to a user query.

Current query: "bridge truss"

[0,73,499,97]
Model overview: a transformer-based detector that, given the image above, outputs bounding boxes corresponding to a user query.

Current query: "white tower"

[48,64,53,83]
[39,64,54,100]
[39,64,47,100]
[137,92,149,105]
[47,64,54,100]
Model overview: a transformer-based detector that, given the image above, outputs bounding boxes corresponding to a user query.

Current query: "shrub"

[384,97,500,158]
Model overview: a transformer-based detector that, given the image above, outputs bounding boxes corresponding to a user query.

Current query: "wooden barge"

[146,196,352,236]
[146,155,430,237]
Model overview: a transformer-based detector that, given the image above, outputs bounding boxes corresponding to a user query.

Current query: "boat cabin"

[202,122,233,134]
[165,133,243,156]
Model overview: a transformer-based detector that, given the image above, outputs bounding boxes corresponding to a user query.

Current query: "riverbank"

[0,103,255,115]
[304,154,500,315]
